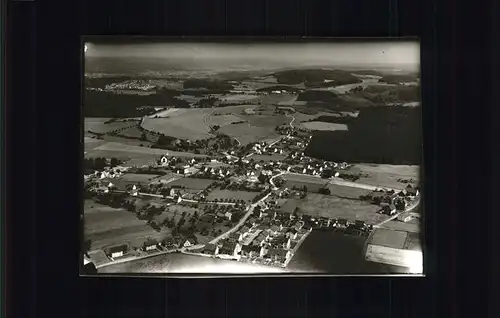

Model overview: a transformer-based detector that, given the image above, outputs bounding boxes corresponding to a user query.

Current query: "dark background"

[6,0,494,317]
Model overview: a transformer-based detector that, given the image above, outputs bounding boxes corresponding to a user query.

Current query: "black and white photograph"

[81,39,423,276]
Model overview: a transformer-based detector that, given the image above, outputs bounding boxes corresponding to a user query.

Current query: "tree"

[82,239,92,256]
[319,187,331,195]
[110,158,120,167]
[140,132,148,141]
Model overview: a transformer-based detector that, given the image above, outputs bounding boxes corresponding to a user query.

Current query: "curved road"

[209,192,273,244]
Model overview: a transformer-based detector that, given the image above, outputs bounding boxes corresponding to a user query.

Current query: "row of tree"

[83,157,122,171]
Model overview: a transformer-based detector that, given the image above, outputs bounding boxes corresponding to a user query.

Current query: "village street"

[208,191,273,245]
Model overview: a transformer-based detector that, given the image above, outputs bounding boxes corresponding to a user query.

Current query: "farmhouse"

[405,185,419,197]
[183,238,197,248]
[239,226,251,236]
[142,239,159,252]
[159,155,169,166]
[106,244,128,258]
[381,203,397,215]
[161,237,178,249]
[202,243,219,256]
[286,228,299,240]
[252,234,268,247]
[219,242,241,257]
[354,220,367,229]
[337,218,349,228]
[228,232,243,242]
[270,235,292,249]
[242,245,266,258]
[266,248,291,262]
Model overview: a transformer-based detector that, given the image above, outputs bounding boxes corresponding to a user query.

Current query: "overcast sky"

[85,41,419,70]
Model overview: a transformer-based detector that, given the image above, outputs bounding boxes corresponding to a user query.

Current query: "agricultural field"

[119,173,162,184]
[87,249,111,266]
[281,173,327,184]
[259,93,300,106]
[292,193,387,224]
[116,126,146,139]
[84,137,107,152]
[324,183,373,199]
[149,173,183,185]
[403,232,422,251]
[100,134,156,147]
[207,114,244,127]
[218,123,278,145]
[282,179,329,193]
[148,108,191,118]
[379,220,420,234]
[141,117,213,140]
[84,118,139,134]
[349,164,420,190]
[121,157,161,168]
[205,189,258,202]
[249,154,287,162]
[219,94,260,102]
[365,244,422,269]
[278,199,300,214]
[301,122,349,131]
[369,228,409,249]
[166,178,215,190]
[153,204,198,222]
[235,114,290,128]
[85,142,207,161]
[84,200,166,250]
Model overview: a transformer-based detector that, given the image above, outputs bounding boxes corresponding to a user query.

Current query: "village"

[83,120,420,270]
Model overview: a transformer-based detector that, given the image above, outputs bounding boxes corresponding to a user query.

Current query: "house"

[266,248,292,262]
[130,184,138,196]
[240,245,265,258]
[353,220,367,229]
[286,228,299,240]
[269,225,280,234]
[225,211,233,221]
[168,188,177,197]
[337,218,349,228]
[160,156,169,165]
[142,239,159,252]
[106,244,128,258]
[395,198,407,210]
[252,234,268,247]
[271,235,292,249]
[267,210,278,219]
[405,185,419,197]
[381,203,397,215]
[219,242,241,257]
[253,209,264,218]
[257,224,268,231]
[294,221,305,231]
[229,232,243,242]
[161,237,178,249]
[202,243,219,256]
[261,229,273,238]
[240,226,251,234]
[262,217,272,226]
[183,238,197,248]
